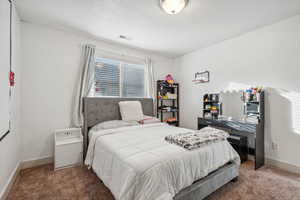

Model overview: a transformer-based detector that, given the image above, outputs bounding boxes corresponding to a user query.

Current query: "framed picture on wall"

[192,70,210,84]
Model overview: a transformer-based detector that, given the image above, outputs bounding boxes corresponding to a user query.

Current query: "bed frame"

[83,97,239,200]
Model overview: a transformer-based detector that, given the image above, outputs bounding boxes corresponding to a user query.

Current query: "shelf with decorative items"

[203,93,221,119]
[164,118,179,126]
[242,87,264,124]
[157,75,179,127]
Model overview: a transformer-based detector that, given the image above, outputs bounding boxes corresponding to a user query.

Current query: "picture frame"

[192,70,210,83]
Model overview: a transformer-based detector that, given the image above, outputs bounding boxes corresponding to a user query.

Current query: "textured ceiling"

[16,0,300,57]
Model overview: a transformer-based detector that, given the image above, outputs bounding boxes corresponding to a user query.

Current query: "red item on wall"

[10,71,15,86]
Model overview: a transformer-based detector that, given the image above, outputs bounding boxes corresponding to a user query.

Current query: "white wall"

[20,22,174,161]
[0,0,10,137]
[0,3,22,198]
[175,14,300,167]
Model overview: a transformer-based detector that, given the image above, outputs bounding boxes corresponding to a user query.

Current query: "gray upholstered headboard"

[82,97,154,156]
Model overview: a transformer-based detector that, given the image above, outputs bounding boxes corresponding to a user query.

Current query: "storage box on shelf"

[54,128,83,170]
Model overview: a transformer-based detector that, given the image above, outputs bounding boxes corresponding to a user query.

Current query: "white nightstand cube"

[54,128,83,170]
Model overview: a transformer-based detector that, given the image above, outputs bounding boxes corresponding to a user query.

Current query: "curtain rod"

[95,47,148,61]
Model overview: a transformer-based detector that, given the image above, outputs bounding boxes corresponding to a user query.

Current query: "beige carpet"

[7,161,300,200]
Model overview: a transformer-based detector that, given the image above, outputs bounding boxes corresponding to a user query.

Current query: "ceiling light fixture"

[160,0,189,15]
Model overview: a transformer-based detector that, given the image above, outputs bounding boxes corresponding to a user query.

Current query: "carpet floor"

[7,161,300,200]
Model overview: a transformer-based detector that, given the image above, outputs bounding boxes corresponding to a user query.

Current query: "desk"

[198,117,265,170]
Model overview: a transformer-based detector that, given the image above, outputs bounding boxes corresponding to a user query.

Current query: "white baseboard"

[21,156,54,170]
[266,158,300,175]
[0,162,21,200]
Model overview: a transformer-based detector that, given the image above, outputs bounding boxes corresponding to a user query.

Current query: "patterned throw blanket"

[165,127,229,150]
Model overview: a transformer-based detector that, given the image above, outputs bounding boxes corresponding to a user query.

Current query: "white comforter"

[85,123,240,200]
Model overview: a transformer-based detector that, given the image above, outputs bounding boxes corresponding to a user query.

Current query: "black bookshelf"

[203,93,221,119]
[156,80,179,126]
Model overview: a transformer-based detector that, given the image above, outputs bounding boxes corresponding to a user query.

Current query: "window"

[94,58,120,97]
[93,57,145,97]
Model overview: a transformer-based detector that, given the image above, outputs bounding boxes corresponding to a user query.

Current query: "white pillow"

[119,101,144,121]
[139,115,161,124]
[91,120,139,131]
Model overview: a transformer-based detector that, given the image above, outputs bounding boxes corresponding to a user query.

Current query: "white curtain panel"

[145,58,156,115]
[73,44,96,127]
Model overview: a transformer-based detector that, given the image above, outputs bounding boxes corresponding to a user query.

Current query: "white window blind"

[122,63,145,97]
[95,58,120,97]
[93,57,145,98]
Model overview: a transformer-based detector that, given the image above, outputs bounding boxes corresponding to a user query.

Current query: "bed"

[83,97,240,200]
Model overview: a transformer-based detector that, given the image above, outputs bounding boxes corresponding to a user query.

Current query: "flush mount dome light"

[160,0,189,15]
